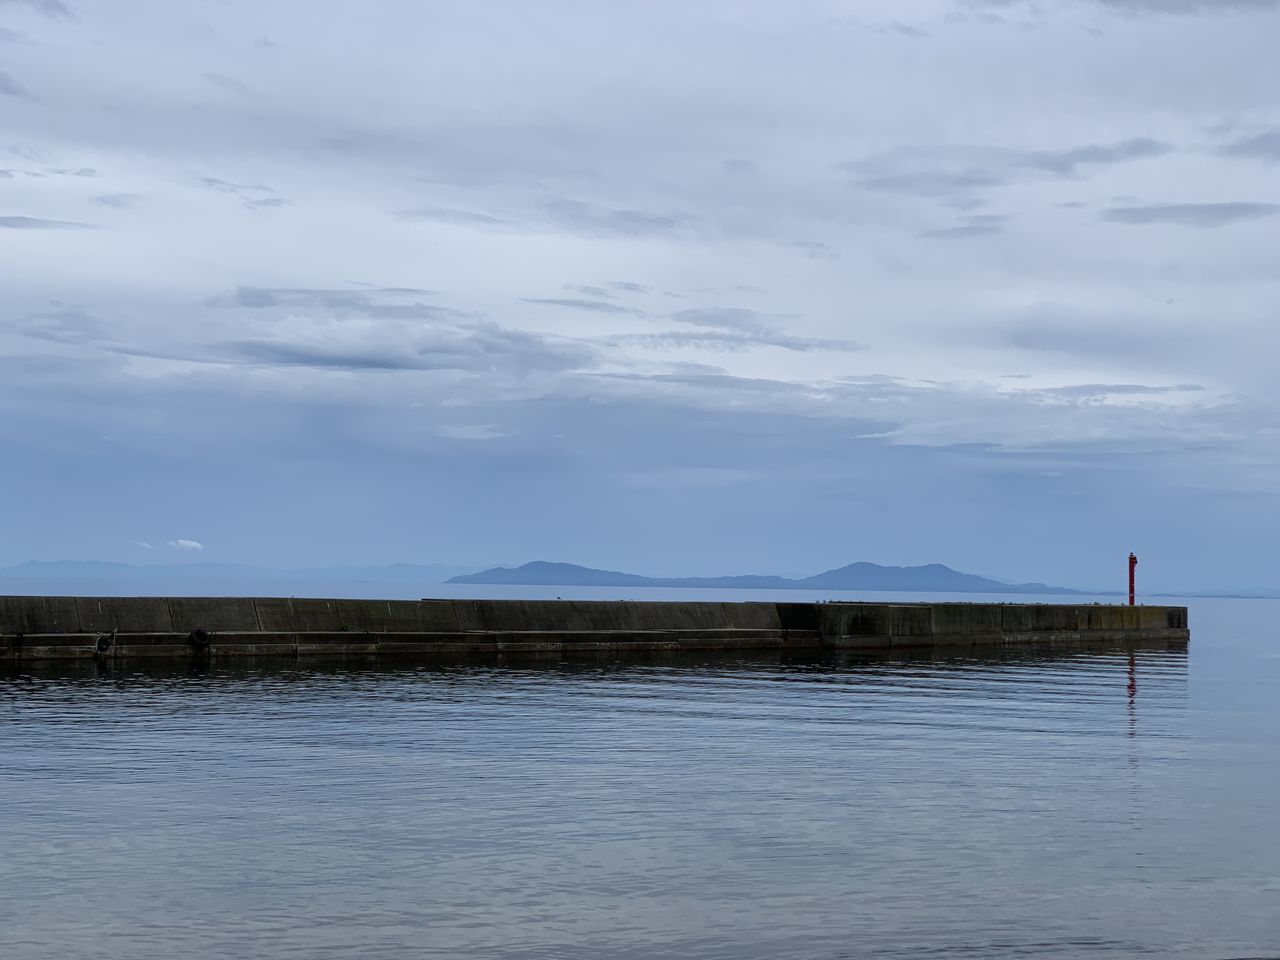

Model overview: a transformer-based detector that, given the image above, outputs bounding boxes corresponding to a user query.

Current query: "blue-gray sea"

[3,588,1278,960]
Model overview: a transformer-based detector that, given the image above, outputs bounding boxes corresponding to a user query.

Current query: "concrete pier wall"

[0,596,1189,661]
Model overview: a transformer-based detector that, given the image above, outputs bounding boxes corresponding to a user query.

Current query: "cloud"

[721,158,756,175]
[199,176,285,210]
[94,193,140,209]
[205,286,448,317]
[1101,202,1280,227]
[395,207,509,227]
[204,72,254,97]
[215,310,596,375]
[611,329,864,354]
[543,198,686,237]
[609,282,651,293]
[224,340,434,371]
[521,297,639,314]
[848,170,1008,199]
[1037,383,1204,399]
[38,286,595,383]
[322,124,596,189]
[1094,0,1280,11]
[785,240,837,259]
[0,70,35,100]
[965,0,1280,12]
[1018,138,1172,176]
[1218,129,1280,163]
[0,215,95,229]
[843,138,1175,204]
[18,306,103,344]
[169,539,204,551]
[438,424,504,441]
[869,21,931,37]
[8,144,48,162]
[601,371,803,395]
[921,213,1010,239]
[134,541,153,550]
[396,202,685,237]
[670,307,780,332]
[0,0,72,19]
[200,176,272,194]
[609,306,865,353]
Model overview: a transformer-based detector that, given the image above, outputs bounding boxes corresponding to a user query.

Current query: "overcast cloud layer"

[2,0,1278,591]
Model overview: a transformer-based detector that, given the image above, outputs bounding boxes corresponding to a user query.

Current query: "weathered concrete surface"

[169,597,260,633]
[0,597,1189,661]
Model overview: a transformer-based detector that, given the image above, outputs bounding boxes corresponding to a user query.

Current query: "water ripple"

[3,611,1279,959]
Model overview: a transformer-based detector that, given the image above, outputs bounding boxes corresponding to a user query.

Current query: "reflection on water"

[3,602,1279,959]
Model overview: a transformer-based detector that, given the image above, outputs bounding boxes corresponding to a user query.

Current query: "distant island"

[448,560,1091,595]
[5,559,1261,600]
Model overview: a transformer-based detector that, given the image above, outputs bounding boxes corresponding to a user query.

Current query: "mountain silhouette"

[447,560,1085,595]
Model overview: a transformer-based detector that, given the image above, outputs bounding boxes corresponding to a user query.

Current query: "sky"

[1,0,1278,592]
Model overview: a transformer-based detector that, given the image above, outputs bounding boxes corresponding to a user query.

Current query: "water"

[2,594,1278,959]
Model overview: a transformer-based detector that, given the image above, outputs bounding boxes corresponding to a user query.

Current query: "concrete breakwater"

[0,596,1188,660]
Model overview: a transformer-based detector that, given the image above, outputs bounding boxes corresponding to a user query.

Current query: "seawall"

[0,596,1189,660]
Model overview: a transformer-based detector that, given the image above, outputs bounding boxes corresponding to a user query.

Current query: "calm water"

[2,594,1278,959]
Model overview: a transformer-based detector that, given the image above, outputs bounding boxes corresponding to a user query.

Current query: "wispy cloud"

[395,207,509,227]
[1017,138,1172,176]
[564,284,614,298]
[19,306,102,344]
[603,306,867,353]
[785,239,837,259]
[1218,129,1280,163]
[204,72,254,97]
[199,176,286,210]
[210,304,598,375]
[842,138,1175,203]
[921,213,1010,239]
[1093,0,1280,12]
[670,307,782,332]
[611,329,864,354]
[169,539,204,551]
[205,286,447,316]
[521,297,640,315]
[0,215,95,229]
[0,0,73,19]
[543,198,687,237]
[94,193,140,209]
[1101,202,1280,227]
[965,0,1280,13]
[847,169,1007,199]
[872,21,930,38]
[0,69,35,99]
[438,424,504,441]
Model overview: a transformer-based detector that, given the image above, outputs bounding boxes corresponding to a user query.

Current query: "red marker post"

[1128,552,1138,606]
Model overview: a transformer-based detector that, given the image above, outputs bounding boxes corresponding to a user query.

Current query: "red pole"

[1128,552,1137,606]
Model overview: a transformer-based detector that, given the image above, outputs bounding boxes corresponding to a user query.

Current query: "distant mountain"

[448,560,1088,595]
[0,560,471,584]
[1,561,265,579]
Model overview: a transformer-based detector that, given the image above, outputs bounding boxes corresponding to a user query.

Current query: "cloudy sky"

[2,0,1278,591]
